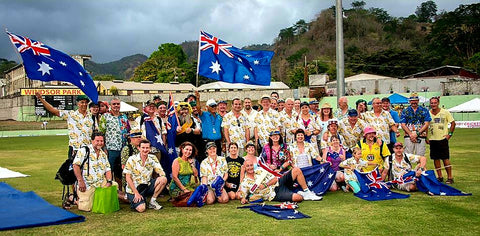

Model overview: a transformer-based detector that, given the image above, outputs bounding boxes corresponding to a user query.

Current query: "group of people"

[35,90,456,212]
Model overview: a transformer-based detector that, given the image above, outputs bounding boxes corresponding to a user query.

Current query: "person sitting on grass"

[339,147,370,193]
[200,142,229,205]
[170,141,199,199]
[239,159,322,204]
[322,136,346,191]
[382,142,427,192]
[124,139,167,212]
[288,129,321,169]
[225,142,244,200]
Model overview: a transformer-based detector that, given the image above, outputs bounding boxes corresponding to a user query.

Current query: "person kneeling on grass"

[239,160,322,204]
[200,142,229,204]
[382,142,427,192]
[124,139,167,212]
[339,147,371,193]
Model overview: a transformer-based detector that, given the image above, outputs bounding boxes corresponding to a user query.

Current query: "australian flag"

[394,170,471,196]
[294,163,336,196]
[6,31,98,103]
[354,168,410,201]
[239,204,310,220]
[198,31,274,86]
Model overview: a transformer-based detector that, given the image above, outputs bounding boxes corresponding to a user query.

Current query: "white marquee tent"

[448,98,480,113]
[120,101,138,112]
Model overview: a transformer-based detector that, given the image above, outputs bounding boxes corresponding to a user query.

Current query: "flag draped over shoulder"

[354,168,410,201]
[166,93,178,168]
[294,163,336,196]
[198,31,274,86]
[143,114,171,181]
[238,204,310,220]
[6,32,98,103]
[392,170,472,196]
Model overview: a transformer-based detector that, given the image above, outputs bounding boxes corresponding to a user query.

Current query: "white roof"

[344,73,396,82]
[120,101,138,112]
[448,98,480,113]
[96,81,195,91]
[197,81,289,91]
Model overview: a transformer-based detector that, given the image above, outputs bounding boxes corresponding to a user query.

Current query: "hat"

[153,95,161,100]
[327,119,339,126]
[186,94,196,100]
[409,93,419,101]
[269,130,281,136]
[245,141,255,148]
[356,99,367,106]
[393,142,404,148]
[88,102,99,108]
[321,103,332,109]
[363,126,376,136]
[76,95,90,102]
[145,100,156,107]
[309,98,319,104]
[129,129,142,138]
[300,101,309,108]
[189,101,197,107]
[206,142,217,150]
[218,100,227,104]
[261,94,270,100]
[278,99,285,103]
[177,102,192,113]
[206,99,217,107]
[158,101,167,106]
[348,109,358,117]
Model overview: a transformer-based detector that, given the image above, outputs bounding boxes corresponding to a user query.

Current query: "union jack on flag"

[200,31,234,58]
[366,169,389,189]
[8,33,51,56]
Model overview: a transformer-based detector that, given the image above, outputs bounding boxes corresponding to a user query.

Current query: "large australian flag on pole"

[198,31,274,86]
[6,31,98,103]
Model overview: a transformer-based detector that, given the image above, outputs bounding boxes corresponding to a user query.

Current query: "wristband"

[448,132,453,136]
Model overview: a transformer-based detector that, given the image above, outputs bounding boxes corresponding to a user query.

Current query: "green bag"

[92,186,120,214]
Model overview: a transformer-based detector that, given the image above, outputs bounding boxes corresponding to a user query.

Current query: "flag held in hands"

[6,31,98,103]
[354,168,410,201]
[198,31,274,86]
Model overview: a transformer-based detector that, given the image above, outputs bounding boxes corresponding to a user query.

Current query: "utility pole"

[336,0,345,103]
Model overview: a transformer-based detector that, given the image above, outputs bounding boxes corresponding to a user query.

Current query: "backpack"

[357,138,387,159]
[55,146,90,185]
[387,153,411,181]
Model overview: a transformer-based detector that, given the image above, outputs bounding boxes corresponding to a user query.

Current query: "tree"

[415,1,437,22]
[293,19,309,35]
[369,7,392,24]
[0,58,17,78]
[109,86,119,96]
[351,1,366,10]
[93,74,117,81]
[278,27,294,44]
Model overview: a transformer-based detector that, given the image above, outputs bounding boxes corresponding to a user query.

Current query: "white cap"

[206,99,217,107]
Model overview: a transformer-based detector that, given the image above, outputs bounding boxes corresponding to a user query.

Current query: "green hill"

[85,54,147,80]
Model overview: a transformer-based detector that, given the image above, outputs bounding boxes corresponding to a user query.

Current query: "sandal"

[437,177,444,183]
[446,179,454,184]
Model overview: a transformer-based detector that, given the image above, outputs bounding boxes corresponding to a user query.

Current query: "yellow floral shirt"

[338,117,367,149]
[123,153,165,194]
[254,109,280,146]
[279,110,299,144]
[222,111,250,148]
[288,142,319,168]
[73,144,110,189]
[383,153,421,179]
[200,156,228,185]
[239,168,278,201]
[361,110,395,144]
[60,110,93,150]
[296,114,321,143]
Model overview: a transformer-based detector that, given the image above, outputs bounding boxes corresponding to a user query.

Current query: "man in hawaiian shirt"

[241,97,258,143]
[334,96,349,120]
[124,140,167,212]
[223,98,250,155]
[100,98,130,186]
[338,109,367,154]
[254,94,281,152]
[382,142,427,192]
[361,97,399,145]
[35,93,93,160]
[400,93,431,156]
[279,98,299,144]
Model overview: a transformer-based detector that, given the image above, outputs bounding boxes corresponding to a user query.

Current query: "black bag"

[55,146,90,185]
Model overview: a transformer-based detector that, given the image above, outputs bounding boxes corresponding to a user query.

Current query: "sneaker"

[296,190,305,196]
[149,200,163,210]
[302,191,323,201]
[341,186,349,193]
[446,179,454,184]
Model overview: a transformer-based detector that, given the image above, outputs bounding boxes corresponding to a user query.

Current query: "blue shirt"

[200,112,222,140]
[400,106,431,136]
[389,109,400,143]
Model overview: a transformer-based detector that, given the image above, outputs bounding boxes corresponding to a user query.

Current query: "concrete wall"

[0,96,35,120]
[443,80,480,95]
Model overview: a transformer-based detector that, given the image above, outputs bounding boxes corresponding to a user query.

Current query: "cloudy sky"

[0,0,476,63]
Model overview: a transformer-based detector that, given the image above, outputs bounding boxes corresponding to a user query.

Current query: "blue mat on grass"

[0,182,85,231]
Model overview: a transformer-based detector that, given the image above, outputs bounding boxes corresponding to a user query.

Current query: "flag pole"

[195,30,202,88]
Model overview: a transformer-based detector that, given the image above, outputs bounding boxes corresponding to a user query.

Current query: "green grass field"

[0,129,479,235]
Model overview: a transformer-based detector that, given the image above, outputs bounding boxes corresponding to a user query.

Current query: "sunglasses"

[209,105,217,108]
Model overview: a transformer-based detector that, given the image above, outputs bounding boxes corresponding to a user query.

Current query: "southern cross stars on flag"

[6,31,98,103]
[198,31,274,86]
